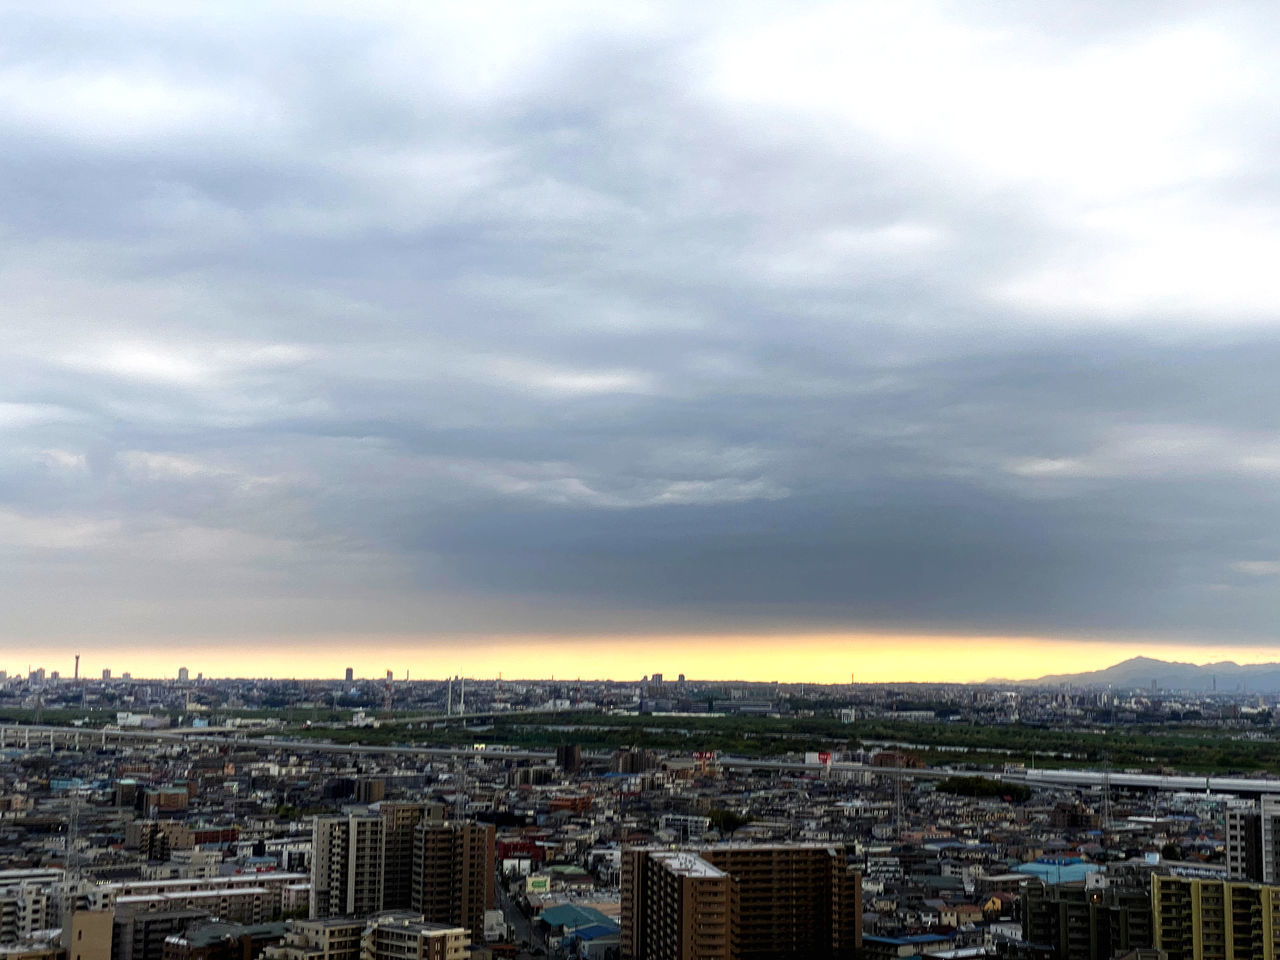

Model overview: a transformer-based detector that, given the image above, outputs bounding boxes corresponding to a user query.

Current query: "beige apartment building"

[311,814,386,919]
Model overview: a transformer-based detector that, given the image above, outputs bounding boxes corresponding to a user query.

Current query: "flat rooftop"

[651,852,727,878]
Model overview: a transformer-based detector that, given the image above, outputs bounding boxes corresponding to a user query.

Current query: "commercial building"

[621,843,860,960]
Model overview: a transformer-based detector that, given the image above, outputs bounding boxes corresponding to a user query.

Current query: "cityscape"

[5,1,1280,959]
[0,663,1270,956]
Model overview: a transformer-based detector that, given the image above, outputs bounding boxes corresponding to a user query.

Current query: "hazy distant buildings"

[310,814,385,919]
[177,667,189,683]
[345,667,354,682]
[555,744,582,773]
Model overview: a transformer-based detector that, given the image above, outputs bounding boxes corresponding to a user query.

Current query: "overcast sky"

[3,1,1280,676]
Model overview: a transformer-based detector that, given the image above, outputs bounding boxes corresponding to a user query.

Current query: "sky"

[3,1,1280,682]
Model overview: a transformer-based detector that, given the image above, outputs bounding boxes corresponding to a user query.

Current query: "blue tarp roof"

[564,923,620,942]
[539,904,614,930]
[1014,861,1100,884]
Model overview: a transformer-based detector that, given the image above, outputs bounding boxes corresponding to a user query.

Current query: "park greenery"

[936,775,1032,802]
[279,710,1280,775]
[6,700,1279,777]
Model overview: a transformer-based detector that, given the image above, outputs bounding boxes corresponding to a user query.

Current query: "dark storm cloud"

[2,1,1280,646]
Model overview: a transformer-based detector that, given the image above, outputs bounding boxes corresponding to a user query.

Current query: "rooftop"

[651,852,728,879]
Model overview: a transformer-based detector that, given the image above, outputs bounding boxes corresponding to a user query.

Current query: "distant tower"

[177,666,189,683]
[73,654,79,681]
[345,667,354,683]
[101,669,110,681]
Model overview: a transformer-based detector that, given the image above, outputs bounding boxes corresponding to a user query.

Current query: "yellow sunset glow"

[8,635,1280,683]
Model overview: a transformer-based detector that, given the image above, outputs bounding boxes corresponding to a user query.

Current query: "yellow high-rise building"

[1152,874,1280,960]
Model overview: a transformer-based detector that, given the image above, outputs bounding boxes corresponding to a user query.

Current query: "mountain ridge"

[996,655,1280,692]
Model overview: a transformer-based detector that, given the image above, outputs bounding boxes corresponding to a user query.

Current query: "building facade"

[1152,874,1280,960]
[621,843,861,960]
[411,821,495,942]
[310,814,386,920]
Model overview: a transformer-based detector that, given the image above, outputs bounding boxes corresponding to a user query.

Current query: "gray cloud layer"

[2,1,1279,647]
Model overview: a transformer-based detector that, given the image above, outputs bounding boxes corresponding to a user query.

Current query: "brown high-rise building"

[411,821,495,942]
[621,843,860,960]
[378,802,428,910]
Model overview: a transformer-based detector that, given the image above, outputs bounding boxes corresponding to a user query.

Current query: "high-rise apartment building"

[1152,874,1280,960]
[1227,805,1264,881]
[1021,878,1152,959]
[1226,797,1280,883]
[378,802,429,910]
[621,843,860,960]
[411,821,495,942]
[1262,796,1280,884]
[311,814,386,919]
[345,667,354,683]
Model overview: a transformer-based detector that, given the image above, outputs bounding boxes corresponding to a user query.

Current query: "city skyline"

[7,635,1280,685]
[4,3,1280,677]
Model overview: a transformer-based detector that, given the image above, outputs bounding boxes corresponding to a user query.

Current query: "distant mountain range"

[1009,656,1280,693]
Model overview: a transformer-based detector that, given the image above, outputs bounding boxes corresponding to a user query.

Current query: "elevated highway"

[4,722,1280,796]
